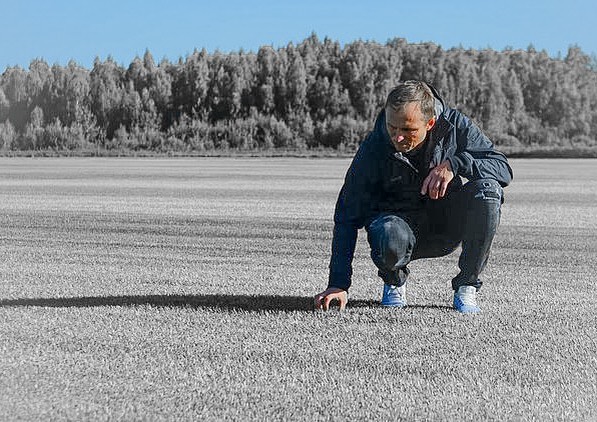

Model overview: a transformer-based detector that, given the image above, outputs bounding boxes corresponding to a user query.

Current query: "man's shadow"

[0,294,315,312]
[0,294,377,312]
[0,294,449,312]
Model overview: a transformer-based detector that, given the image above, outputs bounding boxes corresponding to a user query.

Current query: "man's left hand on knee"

[421,160,454,200]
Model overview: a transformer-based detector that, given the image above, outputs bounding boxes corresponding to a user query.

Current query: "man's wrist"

[328,271,351,291]
[327,281,350,292]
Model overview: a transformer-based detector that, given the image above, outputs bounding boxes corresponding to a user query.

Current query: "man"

[314,80,513,313]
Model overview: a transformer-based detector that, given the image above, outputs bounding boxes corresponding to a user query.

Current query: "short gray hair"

[385,80,435,120]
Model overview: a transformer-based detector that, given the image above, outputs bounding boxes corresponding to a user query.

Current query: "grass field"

[1,157,596,421]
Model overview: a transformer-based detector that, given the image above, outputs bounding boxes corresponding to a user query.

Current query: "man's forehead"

[386,103,426,122]
[387,101,422,113]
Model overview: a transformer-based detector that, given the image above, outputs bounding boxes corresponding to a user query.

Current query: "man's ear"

[426,117,436,131]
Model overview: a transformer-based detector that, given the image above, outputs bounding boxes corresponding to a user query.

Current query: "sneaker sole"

[380,300,407,308]
[453,298,481,313]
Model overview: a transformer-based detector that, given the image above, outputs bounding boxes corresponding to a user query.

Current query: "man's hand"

[421,160,454,200]
[314,287,348,311]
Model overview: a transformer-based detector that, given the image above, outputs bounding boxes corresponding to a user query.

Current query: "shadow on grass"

[0,294,451,312]
[0,294,314,312]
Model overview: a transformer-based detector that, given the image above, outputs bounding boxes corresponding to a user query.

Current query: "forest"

[1,34,596,156]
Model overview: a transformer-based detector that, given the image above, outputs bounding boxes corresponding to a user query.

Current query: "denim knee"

[459,178,503,238]
[367,215,415,273]
[463,178,503,204]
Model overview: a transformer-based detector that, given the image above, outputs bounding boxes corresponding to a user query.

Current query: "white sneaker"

[453,286,481,313]
[381,283,407,307]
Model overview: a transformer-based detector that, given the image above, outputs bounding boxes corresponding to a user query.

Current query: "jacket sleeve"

[328,138,378,291]
[446,112,513,187]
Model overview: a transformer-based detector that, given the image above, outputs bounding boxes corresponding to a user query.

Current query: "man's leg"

[366,214,417,306]
[450,178,503,292]
[410,178,503,312]
[439,178,503,313]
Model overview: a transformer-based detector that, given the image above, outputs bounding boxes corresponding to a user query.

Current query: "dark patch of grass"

[0,294,316,312]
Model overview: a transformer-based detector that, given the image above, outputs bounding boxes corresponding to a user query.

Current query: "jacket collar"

[431,113,453,141]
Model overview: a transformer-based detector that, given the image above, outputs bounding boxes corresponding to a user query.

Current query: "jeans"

[366,178,503,291]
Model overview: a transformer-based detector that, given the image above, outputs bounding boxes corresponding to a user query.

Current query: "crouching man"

[315,80,513,313]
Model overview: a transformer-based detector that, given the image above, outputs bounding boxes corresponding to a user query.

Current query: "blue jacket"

[328,92,513,291]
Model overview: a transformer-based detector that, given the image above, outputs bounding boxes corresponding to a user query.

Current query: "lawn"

[1,157,596,421]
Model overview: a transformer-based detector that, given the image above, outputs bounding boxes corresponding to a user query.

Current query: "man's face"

[385,102,436,153]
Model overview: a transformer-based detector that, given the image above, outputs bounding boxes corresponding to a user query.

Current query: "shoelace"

[458,288,477,306]
[388,285,405,298]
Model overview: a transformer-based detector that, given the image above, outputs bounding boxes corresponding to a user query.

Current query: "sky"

[1,0,596,71]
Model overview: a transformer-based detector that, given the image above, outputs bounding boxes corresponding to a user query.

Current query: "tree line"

[1,34,596,155]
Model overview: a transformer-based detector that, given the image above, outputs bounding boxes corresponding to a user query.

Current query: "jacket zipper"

[393,152,419,174]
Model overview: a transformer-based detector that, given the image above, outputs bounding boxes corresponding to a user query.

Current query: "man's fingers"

[424,160,454,200]
[314,293,331,311]
[314,289,347,311]
[314,295,324,310]
[421,174,432,195]
[323,295,332,311]
[439,180,448,198]
[432,179,442,199]
[330,292,348,310]
[423,167,452,200]
[338,295,347,311]
[425,174,439,199]
[324,294,342,311]
[315,292,347,311]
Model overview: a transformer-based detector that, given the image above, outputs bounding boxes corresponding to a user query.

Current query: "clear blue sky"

[2,0,596,71]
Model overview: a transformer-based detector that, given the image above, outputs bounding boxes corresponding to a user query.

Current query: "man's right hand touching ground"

[314,287,348,311]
